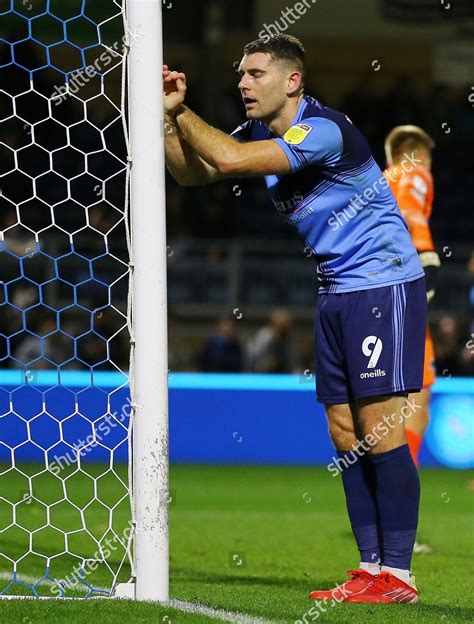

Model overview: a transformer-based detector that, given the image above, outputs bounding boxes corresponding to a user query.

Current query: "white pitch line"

[0,573,58,588]
[168,599,276,624]
[0,574,276,623]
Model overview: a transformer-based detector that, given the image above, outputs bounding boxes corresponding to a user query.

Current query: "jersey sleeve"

[273,117,343,172]
[396,171,434,252]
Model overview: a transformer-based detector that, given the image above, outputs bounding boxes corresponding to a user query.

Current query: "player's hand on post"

[163,65,187,125]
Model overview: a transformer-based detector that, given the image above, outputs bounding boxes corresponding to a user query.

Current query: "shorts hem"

[316,386,420,404]
[317,395,350,405]
[351,386,422,401]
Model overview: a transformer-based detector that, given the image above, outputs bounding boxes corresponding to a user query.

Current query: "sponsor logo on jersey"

[272,191,304,216]
[283,123,313,145]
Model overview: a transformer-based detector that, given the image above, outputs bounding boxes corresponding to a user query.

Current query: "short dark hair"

[243,34,306,85]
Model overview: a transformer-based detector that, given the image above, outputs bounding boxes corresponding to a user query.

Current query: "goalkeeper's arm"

[419,250,441,302]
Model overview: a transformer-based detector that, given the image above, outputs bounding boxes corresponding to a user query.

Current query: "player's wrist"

[164,110,178,131]
[164,104,186,128]
[174,103,187,120]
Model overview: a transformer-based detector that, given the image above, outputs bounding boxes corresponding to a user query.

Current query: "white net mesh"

[0,0,134,597]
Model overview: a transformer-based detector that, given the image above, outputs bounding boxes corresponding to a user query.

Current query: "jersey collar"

[269,96,308,139]
[294,95,309,123]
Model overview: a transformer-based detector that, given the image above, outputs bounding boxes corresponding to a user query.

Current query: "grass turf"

[0,464,473,623]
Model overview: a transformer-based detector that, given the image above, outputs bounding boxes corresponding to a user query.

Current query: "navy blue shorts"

[314,278,427,404]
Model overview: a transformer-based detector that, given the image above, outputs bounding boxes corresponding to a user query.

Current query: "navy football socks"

[337,451,381,567]
[369,444,420,571]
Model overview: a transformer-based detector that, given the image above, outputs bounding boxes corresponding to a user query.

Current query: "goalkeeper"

[384,125,440,467]
[164,34,427,604]
[384,126,441,553]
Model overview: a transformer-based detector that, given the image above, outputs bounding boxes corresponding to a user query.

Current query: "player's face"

[237,53,290,121]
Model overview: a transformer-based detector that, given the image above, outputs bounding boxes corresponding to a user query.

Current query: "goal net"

[0,0,139,598]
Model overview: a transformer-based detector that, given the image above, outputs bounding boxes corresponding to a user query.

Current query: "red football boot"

[344,571,419,604]
[309,569,375,601]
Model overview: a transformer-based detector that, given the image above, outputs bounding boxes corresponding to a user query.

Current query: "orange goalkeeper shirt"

[384,165,434,253]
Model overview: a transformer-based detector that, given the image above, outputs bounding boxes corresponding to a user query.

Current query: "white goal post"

[0,0,169,602]
[127,0,169,603]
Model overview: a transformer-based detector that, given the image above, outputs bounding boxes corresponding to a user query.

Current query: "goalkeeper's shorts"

[314,277,427,404]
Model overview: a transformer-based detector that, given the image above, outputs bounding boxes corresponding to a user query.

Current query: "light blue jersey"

[231,95,424,293]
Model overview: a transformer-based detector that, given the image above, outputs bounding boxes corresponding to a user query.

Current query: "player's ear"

[287,71,303,96]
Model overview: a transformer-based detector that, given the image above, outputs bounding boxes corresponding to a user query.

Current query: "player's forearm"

[175,105,241,174]
[164,123,220,187]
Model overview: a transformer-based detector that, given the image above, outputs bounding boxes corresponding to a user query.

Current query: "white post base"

[112,582,136,599]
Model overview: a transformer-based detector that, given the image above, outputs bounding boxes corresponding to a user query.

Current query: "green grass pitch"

[0,464,473,623]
